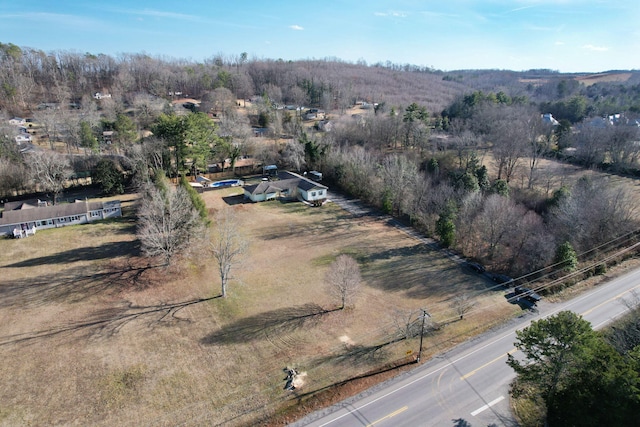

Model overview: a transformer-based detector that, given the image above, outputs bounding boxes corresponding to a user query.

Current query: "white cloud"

[289,24,304,30]
[374,11,407,18]
[506,5,536,14]
[555,41,565,45]
[108,7,203,22]
[582,44,609,52]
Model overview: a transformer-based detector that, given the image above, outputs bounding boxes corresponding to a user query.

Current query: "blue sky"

[1,1,638,72]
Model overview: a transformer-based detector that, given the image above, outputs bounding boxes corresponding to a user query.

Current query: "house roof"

[278,171,328,190]
[244,171,327,197]
[4,199,45,211]
[0,200,108,225]
[297,178,327,191]
[244,181,284,195]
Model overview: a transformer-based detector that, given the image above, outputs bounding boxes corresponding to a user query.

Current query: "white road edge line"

[471,395,505,416]
[316,278,640,426]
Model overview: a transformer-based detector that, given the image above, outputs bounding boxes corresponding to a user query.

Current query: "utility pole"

[417,308,430,363]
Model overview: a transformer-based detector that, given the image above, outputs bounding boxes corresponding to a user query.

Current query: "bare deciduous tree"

[474,194,525,260]
[380,153,418,216]
[32,108,62,150]
[211,208,248,298]
[281,140,306,172]
[391,308,423,340]
[137,180,202,266]
[0,156,29,198]
[326,255,362,309]
[26,150,72,204]
[450,294,473,319]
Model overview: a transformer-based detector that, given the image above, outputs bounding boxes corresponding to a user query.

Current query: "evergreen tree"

[93,158,124,195]
[555,241,578,272]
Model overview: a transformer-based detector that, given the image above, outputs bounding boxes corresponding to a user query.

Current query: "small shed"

[308,171,322,181]
[263,164,278,177]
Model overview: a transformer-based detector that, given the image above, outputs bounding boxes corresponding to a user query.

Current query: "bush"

[179,176,210,226]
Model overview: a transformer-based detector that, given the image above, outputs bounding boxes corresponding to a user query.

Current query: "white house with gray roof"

[0,198,122,238]
[243,171,328,204]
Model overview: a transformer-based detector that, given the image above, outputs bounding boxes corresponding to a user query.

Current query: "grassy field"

[0,187,546,426]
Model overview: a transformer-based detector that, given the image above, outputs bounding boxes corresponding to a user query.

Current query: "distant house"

[102,130,115,144]
[15,135,32,144]
[8,117,26,126]
[252,127,269,137]
[541,113,559,126]
[317,120,333,132]
[94,92,112,100]
[0,199,122,237]
[244,171,328,205]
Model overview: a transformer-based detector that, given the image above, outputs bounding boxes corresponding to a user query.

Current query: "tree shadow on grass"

[5,240,140,268]
[201,303,338,345]
[0,295,222,347]
[0,258,158,309]
[365,243,428,262]
[362,248,477,299]
[310,336,405,369]
[254,214,362,244]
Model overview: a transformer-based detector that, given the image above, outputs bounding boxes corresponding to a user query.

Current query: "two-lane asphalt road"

[292,267,640,427]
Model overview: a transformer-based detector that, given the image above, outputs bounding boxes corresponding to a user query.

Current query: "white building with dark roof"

[0,199,122,237]
[243,171,328,205]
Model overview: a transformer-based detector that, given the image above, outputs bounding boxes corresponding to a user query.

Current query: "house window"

[318,190,324,196]
[58,217,65,223]
[91,211,100,217]
[311,191,316,197]
[47,219,53,225]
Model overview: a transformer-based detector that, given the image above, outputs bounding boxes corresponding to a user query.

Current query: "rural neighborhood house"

[244,171,328,204]
[0,199,122,238]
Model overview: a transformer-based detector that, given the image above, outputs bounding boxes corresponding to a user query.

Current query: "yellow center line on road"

[460,283,640,381]
[460,348,517,380]
[581,284,640,316]
[365,406,409,427]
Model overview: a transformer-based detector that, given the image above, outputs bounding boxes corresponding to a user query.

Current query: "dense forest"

[2,41,640,282]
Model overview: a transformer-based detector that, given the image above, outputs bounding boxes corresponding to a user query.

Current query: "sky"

[1,0,638,73]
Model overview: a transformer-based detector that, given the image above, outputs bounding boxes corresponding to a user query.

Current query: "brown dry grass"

[0,187,526,426]
[479,151,640,204]
[575,72,632,86]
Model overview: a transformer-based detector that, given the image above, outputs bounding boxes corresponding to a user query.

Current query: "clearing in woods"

[0,177,611,426]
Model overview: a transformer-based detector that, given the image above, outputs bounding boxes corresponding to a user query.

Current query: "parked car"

[491,274,514,287]
[514,286,541,303]
[467,262,485,273]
